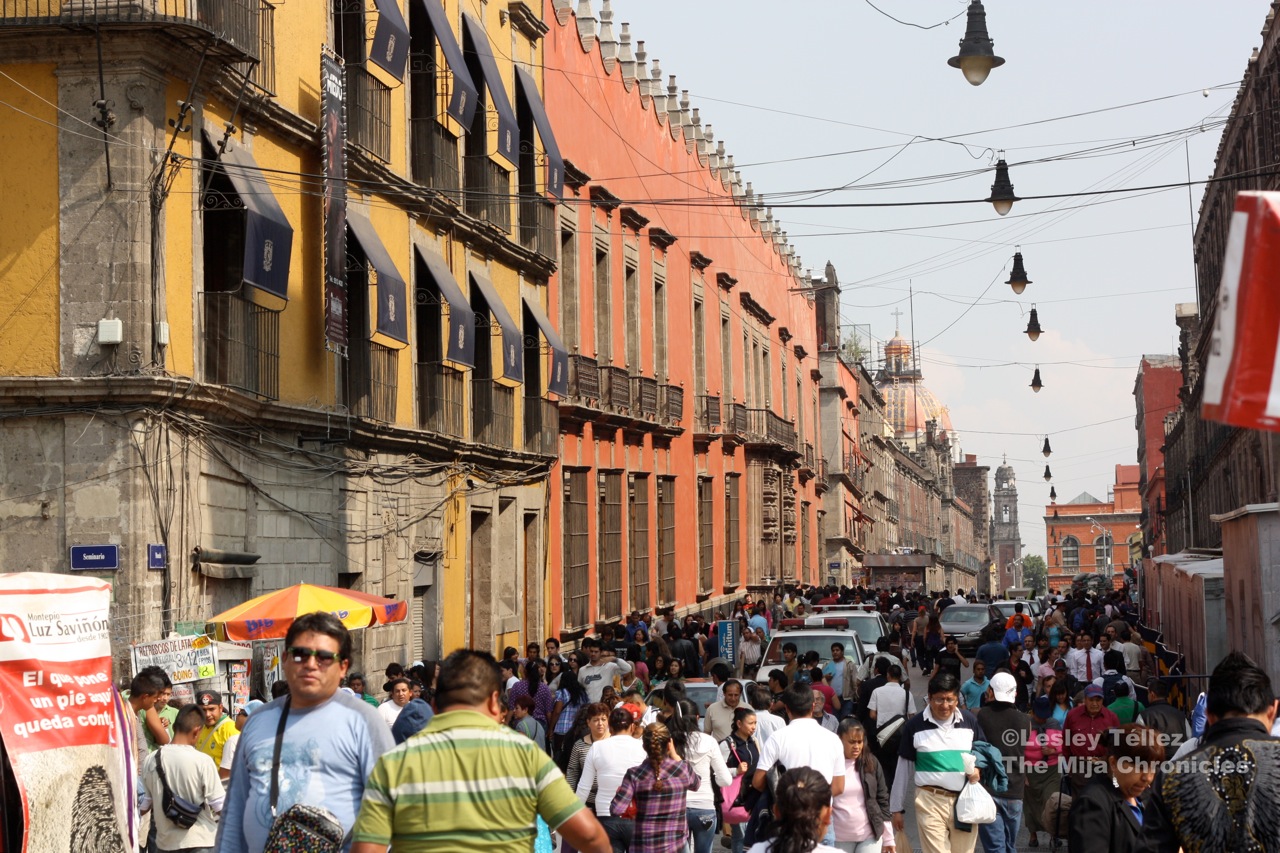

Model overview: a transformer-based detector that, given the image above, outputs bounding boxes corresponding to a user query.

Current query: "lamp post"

[1005,556,1025,591]
[1087,516,1113,580]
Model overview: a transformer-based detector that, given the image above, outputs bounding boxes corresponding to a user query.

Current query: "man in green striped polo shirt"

[351,649,610,853]
[888,672,987,853]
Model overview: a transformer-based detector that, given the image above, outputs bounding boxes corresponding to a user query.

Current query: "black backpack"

[1102,672,1125,705]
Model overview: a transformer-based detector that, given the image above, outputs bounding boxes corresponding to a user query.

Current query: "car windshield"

[814,614,884,641]
[942,608,989,624]
[645,683,719,717]
[763,634,856,665]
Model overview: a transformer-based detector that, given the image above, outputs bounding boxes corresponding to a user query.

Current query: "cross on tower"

[891,308,904,332]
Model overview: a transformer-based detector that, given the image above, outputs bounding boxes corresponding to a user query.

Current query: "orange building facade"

[542,3,825,635]
[1044,464,1142,592]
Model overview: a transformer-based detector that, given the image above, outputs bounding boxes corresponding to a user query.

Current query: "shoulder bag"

[262,699,347,853]
[155,748,203,829]
[719,741,751,825]
[875,683,911,748]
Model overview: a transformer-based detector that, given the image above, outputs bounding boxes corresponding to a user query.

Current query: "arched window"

[1002,505,1010,524]
[1095,536,1110,570]
[1062,536,1080,569]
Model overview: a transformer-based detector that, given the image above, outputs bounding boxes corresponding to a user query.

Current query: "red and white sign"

[0,573,128,853]
[1202,191,1280,431]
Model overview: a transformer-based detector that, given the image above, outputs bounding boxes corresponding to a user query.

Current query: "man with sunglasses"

[216,612,394,853]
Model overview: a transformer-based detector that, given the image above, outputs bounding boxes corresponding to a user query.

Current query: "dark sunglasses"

[287,646,341,666]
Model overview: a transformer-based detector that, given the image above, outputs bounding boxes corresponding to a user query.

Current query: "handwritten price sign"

[131,634,219,684]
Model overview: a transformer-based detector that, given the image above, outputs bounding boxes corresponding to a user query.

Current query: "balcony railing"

[417,362,466,439]
[349,342,398,423]
[662,384,684,424]
[464,155,511,232]
[346,65,391,162]
[2,0,265,60]
[519,195,556,258]
[202,291,279,400]
[767,411,797,449]
[524,396,559,455]
[887,499,900,522]
[411,118,460,201]
[695,394,720,433]
[602,365,631,412]
[567,354,599,401]
[803,442,815,471]
[723,401,748,436]
[633,376,659,419]
[472,379,515,448]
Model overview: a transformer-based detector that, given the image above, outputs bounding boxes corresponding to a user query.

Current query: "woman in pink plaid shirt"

[611,723,700,853]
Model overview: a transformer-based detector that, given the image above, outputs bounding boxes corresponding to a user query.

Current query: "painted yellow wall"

[441,475,468,653]
[163,78,197,377]
[0,63,59,376]
[268,2,329,122]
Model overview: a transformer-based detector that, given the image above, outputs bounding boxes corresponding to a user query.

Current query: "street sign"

[68,545,119,571]
[148,544,167,570]
[828,561,841,569]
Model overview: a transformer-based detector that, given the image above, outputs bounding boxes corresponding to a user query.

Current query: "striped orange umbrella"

[207,583,407,641]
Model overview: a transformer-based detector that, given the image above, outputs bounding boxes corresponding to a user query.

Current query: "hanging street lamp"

[1043,464,1053,482]
[1025,305,1042,341]
[948,0,1005,86]
[986,156,1019,215]
[1007,250,1030,294]
[1050,485,1058,501]
[1030,366,1043,392]
[1042,436,1052,457]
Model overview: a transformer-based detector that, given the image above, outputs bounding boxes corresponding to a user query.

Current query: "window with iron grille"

[236,2,276,95]
[624,262,640,370]
[725,474,740,587]
[595,243,612,364]
[599,472,623,620]
[630,475,650,611]
[653,267,667,381]
[698,476,714,593]
[721,313,733,403]
[657,476,677,606]
[409,0,459,197]
[343,239,397,422]
[564,470,591,629]
[560,227,578,351]
[1061,536,1080,569]
[693,298,706,399]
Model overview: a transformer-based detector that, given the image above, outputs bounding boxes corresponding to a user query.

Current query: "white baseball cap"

[989,672,1018,704]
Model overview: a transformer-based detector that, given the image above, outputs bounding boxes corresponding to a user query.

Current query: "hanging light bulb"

[1042,436,1052,457]
[1006,250,1031,294]
[1050,485,1058,501]
[1043,464,1053,482]
[1030,366,1043,392]
[947,0,1005,86]
[986,156,1019,216]
[1025,306,1043,341]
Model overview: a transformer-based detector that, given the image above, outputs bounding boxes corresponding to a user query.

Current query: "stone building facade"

[989,459,1022,593]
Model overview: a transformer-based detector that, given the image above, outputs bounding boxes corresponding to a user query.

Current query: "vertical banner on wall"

[0,573,126,853]
[322,52,349,353]
[717,620,739,669]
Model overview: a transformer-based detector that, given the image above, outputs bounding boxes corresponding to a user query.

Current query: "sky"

[605,0,1267,556]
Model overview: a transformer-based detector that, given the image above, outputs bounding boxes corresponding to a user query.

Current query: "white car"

[755,619,868,688]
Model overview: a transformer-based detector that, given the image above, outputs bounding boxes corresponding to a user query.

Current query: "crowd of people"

[124,582,1280,853]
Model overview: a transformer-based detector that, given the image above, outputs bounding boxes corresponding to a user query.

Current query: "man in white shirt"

[1065,631,1104,685]
[140,704,225,853]
[378,677,412,728]
[746,683,786,744]
[752,683,845,845]
[868,665,916,728]
[578,637,633,703]
[576,706,645,853]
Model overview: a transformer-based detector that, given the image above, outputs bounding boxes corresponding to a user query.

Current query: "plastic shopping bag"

[954,781,998,825]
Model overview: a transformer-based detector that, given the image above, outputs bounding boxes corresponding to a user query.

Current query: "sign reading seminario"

[68,545,119,571]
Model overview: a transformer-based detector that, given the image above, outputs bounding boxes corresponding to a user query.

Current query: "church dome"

[876,333,954,440]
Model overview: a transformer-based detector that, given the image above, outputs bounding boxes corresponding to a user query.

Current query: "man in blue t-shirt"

[216,613,394,853]
[960,660,991,710]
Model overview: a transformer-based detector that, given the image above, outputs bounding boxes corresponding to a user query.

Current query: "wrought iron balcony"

[887,499,900,522]
[346,64,392,162]
[202,291,279,400]
[417,361,466,439]
[519,195,556,258]
[567,353,599,402]
[633,376,659,419]
[464,155,512,232]
[472,379,515,449]
[2,0,267,61]
[662,384,684,424]
[695,394,721,434]
[348,342,398,423]
[411,119,460,201]
[602,365,631,412]
[524,395,559,455]
[722,401,748,438]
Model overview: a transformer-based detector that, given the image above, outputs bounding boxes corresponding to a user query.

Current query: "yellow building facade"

[0,0,564,672]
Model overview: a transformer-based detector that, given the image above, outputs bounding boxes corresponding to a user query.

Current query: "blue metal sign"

[717,620,739,667]
[69,545,119,571]
[148,544,167,570]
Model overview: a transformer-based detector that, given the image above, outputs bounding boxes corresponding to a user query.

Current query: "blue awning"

[215,137,294,308]
[346,209,408,347]
[414,245,475,368]
[469,270,523,384]
[461,12,520,163]
[523,296,568,396]
[418,0,479,127]
[370,0,410,81]
[514,66,564,198]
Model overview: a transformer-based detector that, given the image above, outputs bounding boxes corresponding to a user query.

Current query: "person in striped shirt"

[888,673,986,853]
[351,649,610,853]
